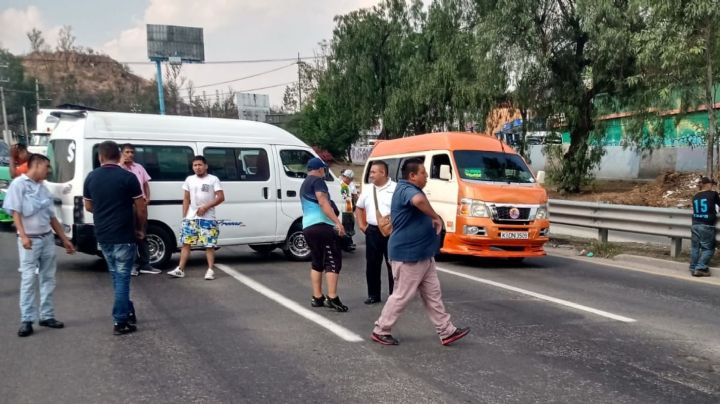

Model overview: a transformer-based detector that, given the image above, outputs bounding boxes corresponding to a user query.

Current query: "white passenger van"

[45,111,340,268]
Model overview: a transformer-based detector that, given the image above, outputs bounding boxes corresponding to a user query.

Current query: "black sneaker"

[18,322,33,337]
[39,318,64,328]
[696,269,712,277]
[128,312,137,325]
[441,327,470,346]
[325,296,349,312]
[113,322,137,336]
[371,332,399,345]
[311,295,326,308]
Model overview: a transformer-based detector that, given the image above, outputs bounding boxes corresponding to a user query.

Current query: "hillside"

[20,51,158,112]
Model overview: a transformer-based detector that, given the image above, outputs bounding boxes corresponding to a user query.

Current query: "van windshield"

[47,139,76,183]
[453,150,534,184]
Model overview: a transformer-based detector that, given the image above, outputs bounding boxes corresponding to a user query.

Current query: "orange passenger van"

[362,132,549,259]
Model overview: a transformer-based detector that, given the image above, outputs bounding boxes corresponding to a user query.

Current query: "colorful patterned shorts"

[180,219,220,247]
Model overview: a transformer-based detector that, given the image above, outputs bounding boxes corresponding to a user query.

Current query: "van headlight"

[459,198,490,218]
[535,205,549,219]
[0,179,8,189]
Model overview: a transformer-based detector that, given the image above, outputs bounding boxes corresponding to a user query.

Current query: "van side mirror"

[536,170,546,184]
[439,165,452,181]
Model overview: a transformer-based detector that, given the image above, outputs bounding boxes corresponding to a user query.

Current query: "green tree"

[480,0,643,192]
[630,0,720,177]
[0,49,38,139]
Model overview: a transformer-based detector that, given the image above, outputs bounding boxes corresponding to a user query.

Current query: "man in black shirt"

[690,176,720,277]
[84,141,147,335]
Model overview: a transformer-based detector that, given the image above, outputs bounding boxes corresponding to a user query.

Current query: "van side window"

[204,147,270,182]
[280,149,333,182]
[397,156,425,179]
[431,154,452,180]
[364,158,400,183]
[92,144,194,181]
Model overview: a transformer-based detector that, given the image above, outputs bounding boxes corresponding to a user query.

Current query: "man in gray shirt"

[3,154,75,337]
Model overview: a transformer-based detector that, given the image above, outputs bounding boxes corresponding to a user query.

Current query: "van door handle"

[263,187,269,199]
[287,190,297,197]
[277,189,282,199]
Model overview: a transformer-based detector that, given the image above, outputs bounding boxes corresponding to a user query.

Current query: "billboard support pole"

[155,59,166,115]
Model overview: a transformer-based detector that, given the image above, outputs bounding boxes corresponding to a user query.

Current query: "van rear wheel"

[146,223,175,269]
[283,224,311,261]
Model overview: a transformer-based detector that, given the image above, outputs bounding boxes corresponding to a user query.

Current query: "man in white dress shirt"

[356,160,397,304]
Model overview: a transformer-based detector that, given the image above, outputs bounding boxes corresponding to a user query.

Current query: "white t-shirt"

[356,179,396,226]
[183,174,223,220]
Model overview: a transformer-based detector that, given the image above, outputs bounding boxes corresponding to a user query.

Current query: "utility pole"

[297,52,302,111]
[35,79,40,112]
[22,106,29,140]
[188,88,194,116]
[0,61,8,144]
[1,87,9,145]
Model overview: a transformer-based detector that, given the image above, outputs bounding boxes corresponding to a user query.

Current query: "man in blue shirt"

[690,176,720,277]
[84,141,147,335]
[3,154,75,337]
[371,158,469,346]
[300,157,348,312]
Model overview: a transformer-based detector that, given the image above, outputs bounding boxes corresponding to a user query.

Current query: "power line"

[185,62,296,90]
[179,81,297,101]
[23,55,324,66]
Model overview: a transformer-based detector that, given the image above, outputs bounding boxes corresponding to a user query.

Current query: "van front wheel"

[146,223,175,269]
[283,225,311,261]
[249,244,278,255]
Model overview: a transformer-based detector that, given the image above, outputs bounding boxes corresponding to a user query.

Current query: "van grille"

[491,205,531,224]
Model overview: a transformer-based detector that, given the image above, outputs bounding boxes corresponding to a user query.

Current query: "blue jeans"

[690,224,716,271]
[99,243,136,324]
[17,233,57,323]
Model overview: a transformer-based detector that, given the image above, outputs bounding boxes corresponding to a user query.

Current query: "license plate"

[500,231,529,239]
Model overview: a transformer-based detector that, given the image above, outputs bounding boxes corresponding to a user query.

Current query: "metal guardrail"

[548,199,715,257]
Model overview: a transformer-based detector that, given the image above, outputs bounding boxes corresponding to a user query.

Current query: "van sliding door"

[201,143,278,244]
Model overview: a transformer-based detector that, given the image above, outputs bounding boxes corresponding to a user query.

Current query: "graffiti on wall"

[350,146,373,165]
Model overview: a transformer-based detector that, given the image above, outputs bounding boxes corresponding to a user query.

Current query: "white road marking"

[215,263,364,342]
[436,266,637,323]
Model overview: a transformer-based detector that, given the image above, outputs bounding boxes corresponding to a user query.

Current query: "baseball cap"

[700,176,717,185]
[342,169,354,179]
[307,157,328,170]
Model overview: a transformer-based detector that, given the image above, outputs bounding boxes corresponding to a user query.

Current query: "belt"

[18,231,53,239]
[367,224,379,228]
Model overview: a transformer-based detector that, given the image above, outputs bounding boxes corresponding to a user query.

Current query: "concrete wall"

[527,145,707,179]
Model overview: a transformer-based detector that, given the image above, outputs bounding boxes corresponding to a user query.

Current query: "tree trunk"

[520,107,528,158]
[561,93,594,193]
[707,24,718,180]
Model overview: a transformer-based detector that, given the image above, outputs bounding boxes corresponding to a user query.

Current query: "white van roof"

[58,111,307,146]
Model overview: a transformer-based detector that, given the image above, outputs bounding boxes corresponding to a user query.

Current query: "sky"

[0,0,383,109]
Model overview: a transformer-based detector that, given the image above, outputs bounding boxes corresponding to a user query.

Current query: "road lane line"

[215,263,364,342]
[436,266,637,323]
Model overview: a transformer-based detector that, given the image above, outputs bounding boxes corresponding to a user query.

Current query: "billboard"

[147,24,204,62]
[236,93,270,122]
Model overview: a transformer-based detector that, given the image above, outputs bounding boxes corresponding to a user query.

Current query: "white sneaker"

[204,268,215,280]
[168,268,185,278]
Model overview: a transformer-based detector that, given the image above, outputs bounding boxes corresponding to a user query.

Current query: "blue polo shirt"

[388,180,440,262]
[83,164,142,244]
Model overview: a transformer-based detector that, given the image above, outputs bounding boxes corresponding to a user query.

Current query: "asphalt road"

[0,225,719,404]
